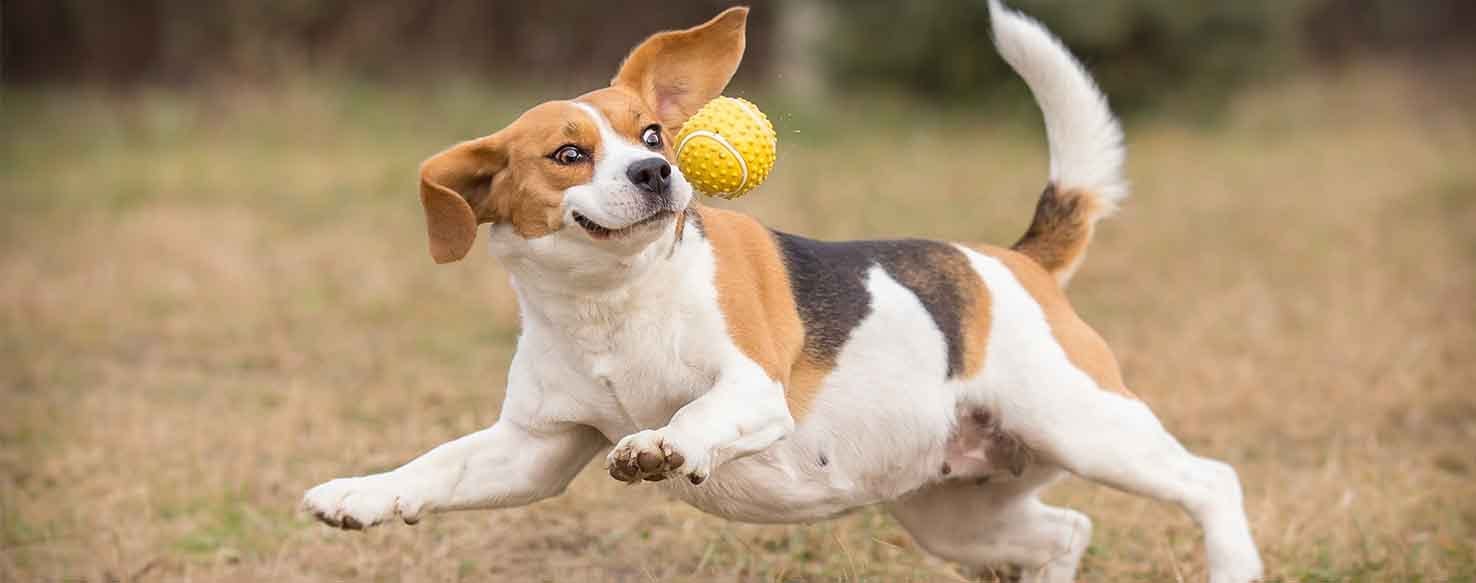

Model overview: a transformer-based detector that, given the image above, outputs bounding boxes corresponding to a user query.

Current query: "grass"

[2,66,1474,581]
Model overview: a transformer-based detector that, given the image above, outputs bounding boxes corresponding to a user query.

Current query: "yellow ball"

[675,96,777,199]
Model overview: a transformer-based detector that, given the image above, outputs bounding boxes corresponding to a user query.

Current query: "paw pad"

[607,432,701,485]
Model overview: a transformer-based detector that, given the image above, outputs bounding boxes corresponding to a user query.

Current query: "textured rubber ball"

[674,96,777,199]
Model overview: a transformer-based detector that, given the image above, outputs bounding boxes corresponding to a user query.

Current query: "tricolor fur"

[303,3,1262,582]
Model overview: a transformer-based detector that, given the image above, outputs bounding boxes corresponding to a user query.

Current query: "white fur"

[303,228,1260,581]
[953,246,1261,582]
[565,102,695,231]
[303,4,1261,581]
[990,0,1127,211]
[890,468,1092,583]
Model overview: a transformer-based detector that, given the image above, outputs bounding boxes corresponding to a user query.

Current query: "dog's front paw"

[301,473,427,530]
[607,429,710,485]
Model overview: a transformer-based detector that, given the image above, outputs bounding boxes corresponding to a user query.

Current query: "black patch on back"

[771,231,973,378]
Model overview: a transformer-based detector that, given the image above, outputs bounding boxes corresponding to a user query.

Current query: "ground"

[2,67,1474,581]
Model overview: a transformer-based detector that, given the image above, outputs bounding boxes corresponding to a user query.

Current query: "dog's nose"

[626,158,672,195]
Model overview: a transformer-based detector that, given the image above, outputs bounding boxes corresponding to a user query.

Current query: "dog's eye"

[641,125,663,149]
[551,145,588,165]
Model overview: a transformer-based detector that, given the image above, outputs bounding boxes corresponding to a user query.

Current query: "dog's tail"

[991,0,1127,287]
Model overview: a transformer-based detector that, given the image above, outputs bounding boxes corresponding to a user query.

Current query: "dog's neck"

[494,218,701,327]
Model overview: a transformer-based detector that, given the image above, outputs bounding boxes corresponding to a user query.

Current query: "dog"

[302,2,1264,581]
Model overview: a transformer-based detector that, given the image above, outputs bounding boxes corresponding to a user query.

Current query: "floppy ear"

[611,7,748,131]
[418,135,506,264]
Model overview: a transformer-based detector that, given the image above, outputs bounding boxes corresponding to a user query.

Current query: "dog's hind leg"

[1012,386,1263,583]
[889,467,1090,583]
[956,247,1262,582]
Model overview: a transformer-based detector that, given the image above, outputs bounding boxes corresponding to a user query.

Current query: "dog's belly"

[662,457,865,522]
[656,382,980,523]
[657,427,919,523]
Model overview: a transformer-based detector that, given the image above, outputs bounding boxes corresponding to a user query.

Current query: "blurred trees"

[0,0,778,87]
[3,0,1472,112]
[825,0,1476,113]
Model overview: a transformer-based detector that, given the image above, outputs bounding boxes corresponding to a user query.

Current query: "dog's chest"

[532,288,725,436]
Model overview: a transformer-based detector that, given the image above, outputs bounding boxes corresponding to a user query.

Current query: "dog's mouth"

[572,210,674,240]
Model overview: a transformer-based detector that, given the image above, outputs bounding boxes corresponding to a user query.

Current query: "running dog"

[303,3,1263,581]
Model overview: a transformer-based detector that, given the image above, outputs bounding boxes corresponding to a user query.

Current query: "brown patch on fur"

[575,88,692,207]
[610,7,747,133]
[974,245,1138,399]
[419,143,490,263]
[1012,185,1101,284]
[574,83,700,258]
[956,258,992,379]
[418,101,601,262]
[575,87,658,147]
[785,361,831,419]
[696,207,827,417]
[881,244,991,379]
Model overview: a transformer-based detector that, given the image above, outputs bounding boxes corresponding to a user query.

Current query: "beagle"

[303,2,1263,581]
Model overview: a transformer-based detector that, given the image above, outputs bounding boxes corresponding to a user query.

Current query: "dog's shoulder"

[688,206,810,411]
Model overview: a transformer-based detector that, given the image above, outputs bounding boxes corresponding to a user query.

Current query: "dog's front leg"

[608,361,794,485]
[302,418,607,530]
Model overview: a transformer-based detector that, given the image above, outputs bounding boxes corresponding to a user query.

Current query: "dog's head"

[417,8,747,265]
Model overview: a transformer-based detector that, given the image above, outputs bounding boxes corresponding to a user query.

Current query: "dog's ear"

[418,135,506,264]
[612,7,748,132]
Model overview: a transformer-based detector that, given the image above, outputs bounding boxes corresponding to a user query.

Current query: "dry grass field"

[2,67,1474,582]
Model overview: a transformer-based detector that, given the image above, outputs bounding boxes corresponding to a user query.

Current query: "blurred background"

[2,1,1473,581]
[6,0,1476,108]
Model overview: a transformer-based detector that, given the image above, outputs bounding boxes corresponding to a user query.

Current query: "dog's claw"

[302,475,427,531]
[609,461,640,483]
